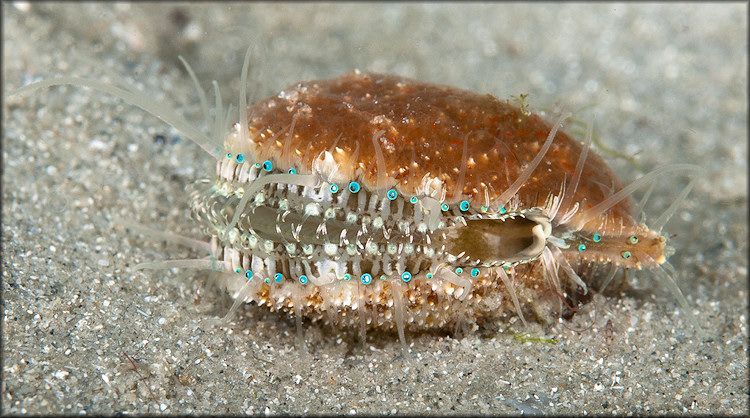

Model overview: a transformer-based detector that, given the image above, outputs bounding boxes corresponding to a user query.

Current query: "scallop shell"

[192,71,687,343]
[11,62,697,346]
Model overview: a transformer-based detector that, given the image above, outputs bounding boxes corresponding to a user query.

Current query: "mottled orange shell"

[238,71,634,230]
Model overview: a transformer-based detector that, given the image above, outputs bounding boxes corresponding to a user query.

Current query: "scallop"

[11,51,699,348]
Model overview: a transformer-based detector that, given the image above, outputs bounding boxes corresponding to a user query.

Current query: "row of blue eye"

[238,266,484,285]
[226,153,277,173]
[577,234,636,260]
[332,183,511,215]
[574,233,602,252]
[239,250,632,283]
[228,154,516,215]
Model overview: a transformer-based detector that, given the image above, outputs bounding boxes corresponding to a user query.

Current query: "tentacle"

[238,45,253,154]
[390,279,408,350]
[651,167,700,232]
[434,266,473,300]
[497,267,528,327]
[540,247,564,310]
[178,55,210,130]
[634,181,656,223]
[292,283,308,353]
[651,260,705,337]
[218,274,258,324]
[9,76,222,158]
[454,131,471,200]
[371,130,388,190]
[549,246,588,294]
[564,114,594,205]
[573,164,700,231]
[496,112,571,208]
[228,173,321,230]
[598,263,619,293]
[115,217,211,253]
[357,280,368,345]
[133,257,228,272]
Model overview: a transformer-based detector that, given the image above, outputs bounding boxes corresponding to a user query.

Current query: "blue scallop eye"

[499,206,507,214]
[459,200,470,211]
[299,275,308,285]
[274,273,283,282]
[343,274,351,281]
[593,233,602,242]
[621,251,632,259]
[387,189,398,200]
[262,160,273,171]
[288,168,296,174]
[236,153,244,163]
[441,203,449,211]
[226,153,232,159]
[629,236,639,244]
[578,244,586,252]
[470,268,480,277]
[426,273,434,279]
[329,184,339,193]
[245,270,253,279]
[401,271,412,282]
[349,181,361,193]
[360,273,372,285]
[455,267,463,275]
[410,196,418,204]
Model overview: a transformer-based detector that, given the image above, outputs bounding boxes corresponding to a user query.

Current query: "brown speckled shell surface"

[243,72,633,227]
